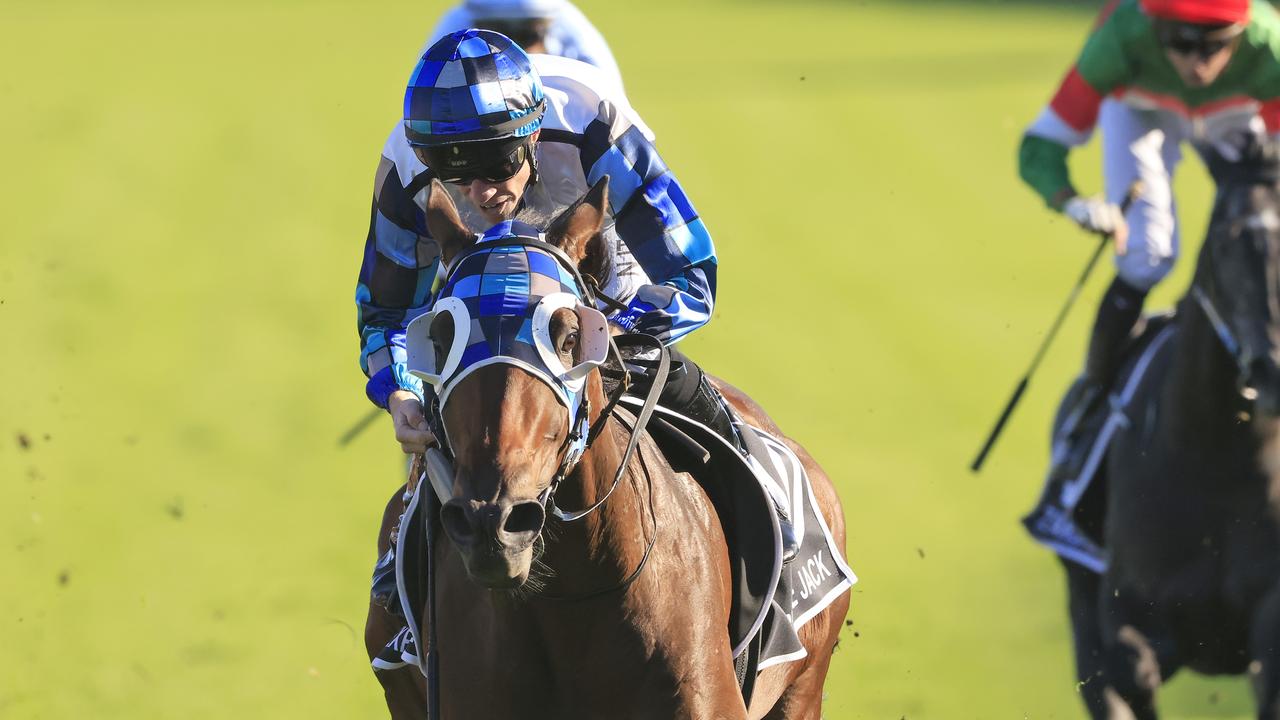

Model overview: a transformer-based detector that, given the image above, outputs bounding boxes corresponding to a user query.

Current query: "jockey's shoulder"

[532,54,654,139]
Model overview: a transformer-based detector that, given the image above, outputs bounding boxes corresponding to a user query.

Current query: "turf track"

[0,0,1257,717]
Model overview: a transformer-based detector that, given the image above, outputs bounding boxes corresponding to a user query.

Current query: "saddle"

[617,397,856,705]
[1023,312,1179,572]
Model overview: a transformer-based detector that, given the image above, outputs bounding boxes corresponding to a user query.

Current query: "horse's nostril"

[440,503,474,544]
[503,501,545,537]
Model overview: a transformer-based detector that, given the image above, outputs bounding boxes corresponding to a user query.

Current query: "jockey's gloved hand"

[387,390,437,455]
[1063,195,1125,236]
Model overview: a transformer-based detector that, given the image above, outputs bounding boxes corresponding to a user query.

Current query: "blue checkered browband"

[404,29,547,146]
[436,227,583,389]
[406,221,610,462]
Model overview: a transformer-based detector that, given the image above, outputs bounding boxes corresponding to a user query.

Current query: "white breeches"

[1099,98,1262,291]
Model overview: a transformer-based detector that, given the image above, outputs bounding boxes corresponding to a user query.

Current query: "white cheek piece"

[405,295,471,390]
[532,292,610,394]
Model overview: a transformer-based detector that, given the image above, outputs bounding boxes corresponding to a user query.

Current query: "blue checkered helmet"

[403,29,547,149]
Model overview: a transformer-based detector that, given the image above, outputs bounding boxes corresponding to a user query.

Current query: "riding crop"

[969,181,1143,473]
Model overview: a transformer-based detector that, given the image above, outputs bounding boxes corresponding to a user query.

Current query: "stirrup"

[780,517,800,563]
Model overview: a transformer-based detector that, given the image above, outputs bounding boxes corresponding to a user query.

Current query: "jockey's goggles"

[1154,20,1244,58]
[415,137,531,186]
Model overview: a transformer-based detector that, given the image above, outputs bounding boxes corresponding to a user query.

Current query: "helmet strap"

[527,140,540,188]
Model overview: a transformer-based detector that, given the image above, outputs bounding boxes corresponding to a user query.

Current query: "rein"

[1190,274,1264,405]
[541,334,669,522]
[528,333,669,602]
[1191,285,1242,358]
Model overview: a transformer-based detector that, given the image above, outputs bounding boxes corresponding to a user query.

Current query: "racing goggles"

[1155,20,1244,58]
[415,137,531,185]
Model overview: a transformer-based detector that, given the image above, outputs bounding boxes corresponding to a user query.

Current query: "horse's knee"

[1101,625,1162,717]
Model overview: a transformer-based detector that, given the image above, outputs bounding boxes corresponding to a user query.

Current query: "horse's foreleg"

[1099,580,1171,720]
[1061,558,1121,720]
[1249,583,1280,718]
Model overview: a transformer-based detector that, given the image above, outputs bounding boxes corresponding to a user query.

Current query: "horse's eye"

[561,331,579,357]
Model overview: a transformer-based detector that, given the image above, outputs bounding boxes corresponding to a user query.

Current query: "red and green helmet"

[1140,0,1250,25]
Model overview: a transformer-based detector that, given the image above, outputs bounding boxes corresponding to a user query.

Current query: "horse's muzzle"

[440,497,545,587]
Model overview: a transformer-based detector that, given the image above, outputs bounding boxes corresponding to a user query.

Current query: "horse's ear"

[425,179,475,266]
[546,176,609,264]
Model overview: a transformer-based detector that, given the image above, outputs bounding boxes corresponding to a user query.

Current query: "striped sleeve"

[355,152,441,409]
[577,99,716,344]
[1020,3,1131,207]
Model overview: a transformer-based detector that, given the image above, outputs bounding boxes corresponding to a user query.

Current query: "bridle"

[411,236,670,598]
[1188,201,1280,403]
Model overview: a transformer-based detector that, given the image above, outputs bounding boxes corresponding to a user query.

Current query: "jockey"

[358,26,734,463]
[1019,0,1280,565]
[359,29,797,668]
[425,0,623,88]
[1019,0,1280,411]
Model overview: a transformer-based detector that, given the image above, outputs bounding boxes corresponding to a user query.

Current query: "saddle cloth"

[618,397,857,697]
[1022,313,1178,573]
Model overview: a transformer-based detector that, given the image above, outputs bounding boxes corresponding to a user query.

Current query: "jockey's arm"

[1019,5,1130,210]
[580,98,717,345]
[355,136,443,452]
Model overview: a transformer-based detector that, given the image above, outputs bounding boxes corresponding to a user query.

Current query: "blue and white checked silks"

[358,50,717,409]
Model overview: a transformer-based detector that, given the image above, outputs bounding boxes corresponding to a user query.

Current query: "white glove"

[1063,195,1125,236]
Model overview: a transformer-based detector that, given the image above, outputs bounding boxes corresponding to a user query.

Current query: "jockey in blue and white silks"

[356,29,716,416]
[425,0,623,89]
[360,34,799,674]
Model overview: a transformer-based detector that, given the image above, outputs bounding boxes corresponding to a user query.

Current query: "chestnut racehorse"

[365,178,850,719]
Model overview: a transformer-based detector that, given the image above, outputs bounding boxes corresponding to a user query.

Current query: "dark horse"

[1061,143,1280,719]
[364,179,851,718]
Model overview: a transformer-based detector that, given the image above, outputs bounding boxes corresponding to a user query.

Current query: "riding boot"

[1086,278,1148,386]
[1066,277,1149,429]
[670,366,801,563]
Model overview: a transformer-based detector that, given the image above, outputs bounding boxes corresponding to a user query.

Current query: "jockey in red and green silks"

[1019,0,1280,397]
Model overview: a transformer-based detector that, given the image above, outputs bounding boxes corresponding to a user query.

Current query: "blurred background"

[0,0,1250,717]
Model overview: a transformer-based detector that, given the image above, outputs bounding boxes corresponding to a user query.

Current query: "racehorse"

[364,178,851,719]
[1062,141,1280,719]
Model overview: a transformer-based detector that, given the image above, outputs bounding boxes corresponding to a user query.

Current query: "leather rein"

[422,237,670,600]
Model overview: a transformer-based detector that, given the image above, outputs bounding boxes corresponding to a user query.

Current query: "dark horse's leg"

[1098,576,1182,720]
[1249,583,1280,718]
[1062,558,1127,720]
[364,485,428,719]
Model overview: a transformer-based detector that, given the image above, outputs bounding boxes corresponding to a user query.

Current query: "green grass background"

[0,0,1255,717]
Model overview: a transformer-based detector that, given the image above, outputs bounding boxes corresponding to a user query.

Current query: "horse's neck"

[1164,297,1244,441]
[538,416,651,594]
